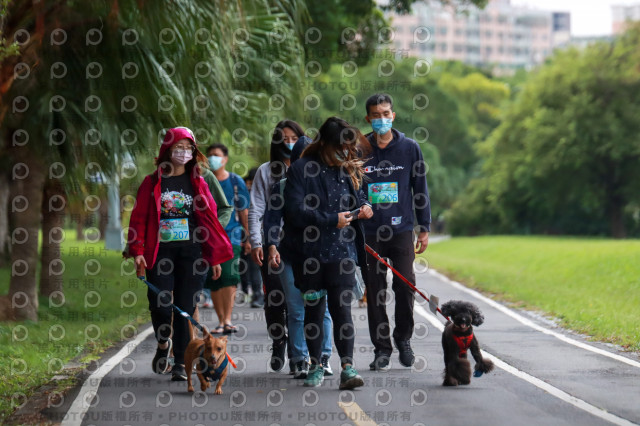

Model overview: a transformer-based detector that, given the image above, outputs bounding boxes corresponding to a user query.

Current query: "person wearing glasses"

[127,127,233,381]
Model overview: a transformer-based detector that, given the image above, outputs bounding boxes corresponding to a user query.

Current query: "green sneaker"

[339,365,364,390]
[303,364,324,387]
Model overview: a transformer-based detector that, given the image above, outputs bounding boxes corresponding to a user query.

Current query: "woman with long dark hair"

[282,117,373,389]
[127,127,233,381]
[248,120,303,372]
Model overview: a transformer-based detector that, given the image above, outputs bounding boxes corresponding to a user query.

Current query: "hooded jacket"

[126,127,233,268]
[362,129,431,235]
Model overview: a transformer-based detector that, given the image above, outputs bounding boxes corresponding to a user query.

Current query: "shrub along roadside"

[422,236,640,351]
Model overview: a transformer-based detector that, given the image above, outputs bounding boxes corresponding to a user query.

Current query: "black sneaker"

[171,364,187,381]
[151,339,172,374]
[395,339,415,367]
[270,339,287,372]
[251,296,264,308]
[321,354,333,376]
[293,360,309,379]
[369,351,391,371]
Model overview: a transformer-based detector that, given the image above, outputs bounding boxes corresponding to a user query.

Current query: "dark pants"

[362,231,416,355]
[293,261,355,366]
[260,259,287,344]
[146,243,204,366]
[240,251,263,300]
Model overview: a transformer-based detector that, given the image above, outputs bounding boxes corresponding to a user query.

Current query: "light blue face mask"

[208,155,224,171]
[371,118,393,135]
[285,142,296,151]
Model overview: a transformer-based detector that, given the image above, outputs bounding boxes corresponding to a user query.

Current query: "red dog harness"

[453,333,474,357]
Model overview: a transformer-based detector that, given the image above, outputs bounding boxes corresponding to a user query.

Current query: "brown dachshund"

[184,328,230,394]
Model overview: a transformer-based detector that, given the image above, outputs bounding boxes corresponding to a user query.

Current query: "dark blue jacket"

[263,137,310,253]
[362,129,431,235]
[278,154,369,266]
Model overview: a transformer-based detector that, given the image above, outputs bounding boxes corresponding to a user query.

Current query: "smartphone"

[348,208,361,218]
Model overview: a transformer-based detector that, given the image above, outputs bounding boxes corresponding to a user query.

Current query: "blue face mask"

[285,142,296,151]
[371,118,393,135]
[208,155,224,171]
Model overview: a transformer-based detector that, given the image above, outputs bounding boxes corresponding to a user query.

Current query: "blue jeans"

[280,259,332,363]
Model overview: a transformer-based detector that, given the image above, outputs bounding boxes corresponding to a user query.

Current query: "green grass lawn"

[422,236,640,351]
[0,235,150,423]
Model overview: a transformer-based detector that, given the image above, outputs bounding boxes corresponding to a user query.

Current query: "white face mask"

[172,149,193,165]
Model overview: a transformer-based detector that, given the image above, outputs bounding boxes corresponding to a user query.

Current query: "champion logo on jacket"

[364,164,405,174]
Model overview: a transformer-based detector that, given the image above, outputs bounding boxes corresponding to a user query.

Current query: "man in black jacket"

[361,93,431,370]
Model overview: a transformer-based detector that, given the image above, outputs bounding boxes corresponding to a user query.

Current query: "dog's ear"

[441,301,452,318]
[219,335,228,342]
[441,300,459,318]
[469,303,485,326]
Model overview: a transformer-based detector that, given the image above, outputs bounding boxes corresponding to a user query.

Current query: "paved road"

[46,265,640,426]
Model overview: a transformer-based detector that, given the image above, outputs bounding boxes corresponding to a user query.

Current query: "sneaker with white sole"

[171,364,187,381]
[293,360,309,379]
[369,351,391,371]
[303,364,324,387]
[321,354,333,376]
[339,365,364,390]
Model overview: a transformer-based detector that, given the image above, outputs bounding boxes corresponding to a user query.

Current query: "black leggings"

[294,261,356,366]
[304,286,354,366]
[146,243,204,365]
[260,260,288,344]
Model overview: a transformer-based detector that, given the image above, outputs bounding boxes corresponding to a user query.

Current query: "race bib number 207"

[159,218,190,242]
[368,182,398,204]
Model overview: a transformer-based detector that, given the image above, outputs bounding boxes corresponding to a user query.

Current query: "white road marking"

[415,305,636,426]
[61,326,154,426]
[427,269,640,369]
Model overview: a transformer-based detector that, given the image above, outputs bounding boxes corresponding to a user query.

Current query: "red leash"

[364,244,450,322]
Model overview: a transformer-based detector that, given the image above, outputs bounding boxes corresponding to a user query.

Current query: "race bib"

[159,218,190,242]
[368,182,398,204]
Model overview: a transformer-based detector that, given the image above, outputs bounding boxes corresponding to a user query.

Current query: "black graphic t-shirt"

[159,173,196,246]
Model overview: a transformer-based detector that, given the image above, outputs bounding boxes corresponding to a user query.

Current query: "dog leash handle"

[365,244,450,321]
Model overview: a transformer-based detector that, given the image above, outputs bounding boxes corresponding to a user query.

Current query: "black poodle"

[440,300,494,386]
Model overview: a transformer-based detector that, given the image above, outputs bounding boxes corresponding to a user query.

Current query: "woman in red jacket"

[127,127,233,381]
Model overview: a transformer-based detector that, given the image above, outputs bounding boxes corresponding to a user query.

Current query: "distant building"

[386,0,570,71]
[612,4,640,34]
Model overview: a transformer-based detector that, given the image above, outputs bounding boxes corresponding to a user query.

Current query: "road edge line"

[415,304,636,426]
[427,269,640,368]
[60,326,154,426]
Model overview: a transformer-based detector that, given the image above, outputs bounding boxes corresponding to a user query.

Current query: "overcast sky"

[510,0,639,37]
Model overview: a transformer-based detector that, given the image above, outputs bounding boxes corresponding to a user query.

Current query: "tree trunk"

[610,196,627,239]
[39,179,66,297]
[76,215,84,240]
[98,196,108,240]
[8,152,46,322]
[0,171,10,267]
